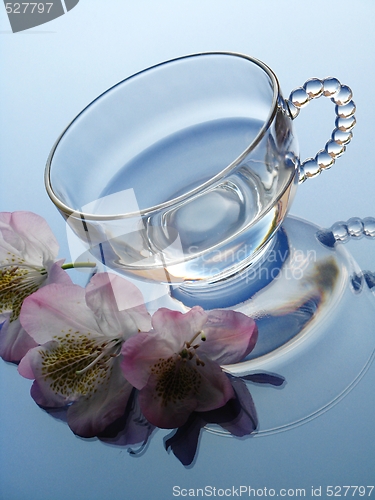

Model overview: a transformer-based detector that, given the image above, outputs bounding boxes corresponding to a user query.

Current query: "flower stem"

[61,262,97,270]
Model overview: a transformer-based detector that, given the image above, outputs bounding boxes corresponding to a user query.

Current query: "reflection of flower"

[164,376,258,466]
[98,389,155,452]
[0,211,71,362]
[165,373,284,466]
[121,306,258,429]
[18,273,151,438]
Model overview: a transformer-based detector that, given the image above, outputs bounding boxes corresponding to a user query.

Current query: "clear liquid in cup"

[97,117,295,284]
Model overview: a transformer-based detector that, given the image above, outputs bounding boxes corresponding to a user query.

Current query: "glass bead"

[301,158,320,178]
[347,217,364,238]
[331,221,349,242]
[325,140,345,158]
[290,87,310,108]
[315,150,335,169]
[303,78,323,98]
[298,165,306,183]
[323,77,341,97]
[335,115,356,131]
[332,85,352,105]
[286,99,300,119]
[335,100,356,118]
[363,217,375,238]
[331,128,353,145]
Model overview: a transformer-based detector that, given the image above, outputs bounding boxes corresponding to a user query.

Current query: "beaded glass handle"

[316,217,375,293]
[286,78,356,184]
[317,217,375,247]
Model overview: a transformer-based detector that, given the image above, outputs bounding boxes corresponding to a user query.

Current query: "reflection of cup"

[45,52,355,286]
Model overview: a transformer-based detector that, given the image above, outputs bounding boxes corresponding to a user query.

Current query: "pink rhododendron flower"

[0,211,71,362]
[121,306,258,429]
[18,273,152,438]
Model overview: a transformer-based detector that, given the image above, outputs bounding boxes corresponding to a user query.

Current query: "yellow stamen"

[0,264,47,321]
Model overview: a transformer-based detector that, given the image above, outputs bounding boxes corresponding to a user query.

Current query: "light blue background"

[1,1,375,499]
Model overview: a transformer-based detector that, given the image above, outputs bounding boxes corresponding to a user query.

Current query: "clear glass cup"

[45,52,355,287]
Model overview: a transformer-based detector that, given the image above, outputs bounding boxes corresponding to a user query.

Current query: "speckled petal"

[121,331,177,389]
[67,360,133,437]
[138,357,234,428]
[19,331,120,406]
[0,261,71,363]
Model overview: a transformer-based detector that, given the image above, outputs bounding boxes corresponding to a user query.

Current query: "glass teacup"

[45,52,355,287]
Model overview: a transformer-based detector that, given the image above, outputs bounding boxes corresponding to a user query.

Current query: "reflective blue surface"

[1,1,375,498]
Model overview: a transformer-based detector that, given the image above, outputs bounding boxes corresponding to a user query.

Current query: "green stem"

[61,262,97,270]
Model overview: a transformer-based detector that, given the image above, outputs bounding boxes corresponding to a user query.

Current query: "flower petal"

[151,306,208,347]
[0,319,37,363]
[18,344,37,379]
[99,389,155,447]
[198,309,258,364]
[19,330,124,412]
[45,260,73,286]
[0,211,59,265]
[121,331,177,389]
[85,273,151,338]
[138,357,234,428]
[0,265,71,363]
[30,379,67,408]
[20,283,101,344]
[18,342,70,407]
[193,358,235,412]
[67,361,133,437]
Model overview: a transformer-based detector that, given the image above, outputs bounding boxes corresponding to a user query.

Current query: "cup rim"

[45,51,287,220]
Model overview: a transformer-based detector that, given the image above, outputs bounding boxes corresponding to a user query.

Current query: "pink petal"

[30,379,67,408]
[20,283,100,344]
[0,319,37,363]
[151,306,208,346]
[193,358,235,411]
[139,377,197,429]
[85,273,151,337]
[67,361,133,438]
[18,345,38,378]
[198,309,258,364]
[44,260,73,286]
[138,357,234,428]
[0,211,59,264]
[121,331,177,389]
[18,343,68,407]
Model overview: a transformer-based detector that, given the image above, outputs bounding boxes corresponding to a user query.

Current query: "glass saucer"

[83,216,375,436]
[207,216,375,435]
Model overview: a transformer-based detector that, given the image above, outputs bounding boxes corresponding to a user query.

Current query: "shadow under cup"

[45,52,299,286]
